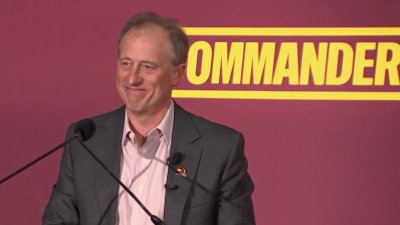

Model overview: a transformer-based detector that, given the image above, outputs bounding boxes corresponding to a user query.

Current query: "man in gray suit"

[43,12,255,225]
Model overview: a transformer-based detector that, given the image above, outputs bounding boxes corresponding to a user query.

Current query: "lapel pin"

[175,166,187,177]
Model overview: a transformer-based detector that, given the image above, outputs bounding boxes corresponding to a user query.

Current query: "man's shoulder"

[177,104,241,138]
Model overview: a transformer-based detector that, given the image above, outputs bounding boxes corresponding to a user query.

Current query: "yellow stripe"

[172,90,400,101]
[183,27,400,36]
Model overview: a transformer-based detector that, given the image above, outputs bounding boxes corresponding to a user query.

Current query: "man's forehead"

[120,25,170,50]
[119,24,174,59]
[121,28,170,50]
[126,23,168,37]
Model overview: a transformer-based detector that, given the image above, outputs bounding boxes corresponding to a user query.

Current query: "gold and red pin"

[175,167,187,177]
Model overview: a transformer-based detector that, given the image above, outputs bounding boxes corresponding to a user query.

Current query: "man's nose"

[127,66,142,85]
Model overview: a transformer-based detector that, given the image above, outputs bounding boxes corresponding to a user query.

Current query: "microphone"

[166,152,188,177]
[76,138,166,225]
[0,119,95,185]
[74,119,96,141]
[162,152,185,191]
[166,152,244,208]
[164,184,179,190]
[167,152,184,165]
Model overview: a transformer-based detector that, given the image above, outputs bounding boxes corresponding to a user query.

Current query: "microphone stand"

[78,140,166,225]
[0,135,78,185]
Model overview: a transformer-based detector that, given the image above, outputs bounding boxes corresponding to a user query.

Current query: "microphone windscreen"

[74,119,96,141]
[168,152,185,165]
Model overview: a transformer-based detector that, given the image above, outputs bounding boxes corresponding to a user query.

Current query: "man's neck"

[126,102,171,142]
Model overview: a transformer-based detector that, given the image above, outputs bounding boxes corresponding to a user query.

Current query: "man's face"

[116,24,184,116]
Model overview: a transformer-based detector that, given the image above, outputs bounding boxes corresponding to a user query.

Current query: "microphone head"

[168,152,185,165]
[74,119,96,141]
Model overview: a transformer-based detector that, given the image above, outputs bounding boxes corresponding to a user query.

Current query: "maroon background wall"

[1,0,399,225]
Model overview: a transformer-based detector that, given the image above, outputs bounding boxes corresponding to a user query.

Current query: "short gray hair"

[117,12,189,66]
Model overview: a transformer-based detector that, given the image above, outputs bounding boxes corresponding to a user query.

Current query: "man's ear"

[171,63,186,87]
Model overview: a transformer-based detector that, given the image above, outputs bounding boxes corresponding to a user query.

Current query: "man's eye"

[141,64,155,70]
[119,60,133,69]
[120,61,131,66]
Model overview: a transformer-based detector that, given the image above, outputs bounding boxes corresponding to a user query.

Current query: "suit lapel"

[164,104,203,225]
[86,104,202,225]
[85,107,125,225]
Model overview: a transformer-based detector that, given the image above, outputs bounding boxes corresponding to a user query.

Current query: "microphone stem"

[0,135,78,185]
[78,141,166,225]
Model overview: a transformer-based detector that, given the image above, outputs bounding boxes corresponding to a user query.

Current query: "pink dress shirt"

[116,102,174,225]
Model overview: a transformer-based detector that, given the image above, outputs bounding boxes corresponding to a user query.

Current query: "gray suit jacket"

[43,103,255,225]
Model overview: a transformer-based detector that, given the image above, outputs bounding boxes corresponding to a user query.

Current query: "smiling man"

[43,12,256,225]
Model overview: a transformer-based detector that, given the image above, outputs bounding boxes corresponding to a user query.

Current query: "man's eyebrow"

[140,60,157,66]
[119,57,132,61]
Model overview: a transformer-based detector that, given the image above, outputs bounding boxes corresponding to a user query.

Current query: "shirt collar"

[122,101,175,146]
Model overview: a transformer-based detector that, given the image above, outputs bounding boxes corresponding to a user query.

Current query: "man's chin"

[125,105,145,113]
